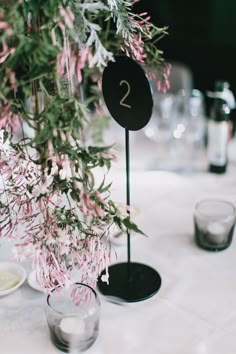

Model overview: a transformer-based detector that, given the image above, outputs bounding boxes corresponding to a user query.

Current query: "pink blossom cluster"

[59,6,75,30]
[121,11,151,63]
[122,33,147,64]
[0,103,22,132]
[0,39,15,64]
[148,63,172,94]
[156,63,171,93]
[56,7,94,85]
[0,13,16,91]
[0,11,13,35]
[57,43,92,84]
[0,134,115,290]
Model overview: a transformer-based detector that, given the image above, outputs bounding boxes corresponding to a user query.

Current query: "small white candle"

[207,222,226,244]
[60,317,86,343]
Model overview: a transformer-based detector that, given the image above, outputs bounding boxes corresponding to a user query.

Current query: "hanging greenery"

[0,0,169,290]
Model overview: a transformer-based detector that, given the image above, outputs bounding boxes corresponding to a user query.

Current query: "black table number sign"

[102,55,153,131]
[98,56,161,302]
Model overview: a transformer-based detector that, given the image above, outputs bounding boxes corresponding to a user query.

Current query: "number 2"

[120,80,131,109]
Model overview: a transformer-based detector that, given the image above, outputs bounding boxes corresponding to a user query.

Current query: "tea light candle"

[207,222,226,244]
[60,317,86,343]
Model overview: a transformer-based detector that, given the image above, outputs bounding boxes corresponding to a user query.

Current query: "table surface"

[1,132,236,354]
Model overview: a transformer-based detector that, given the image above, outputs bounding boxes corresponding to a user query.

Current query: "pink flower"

[0,160,6,168]
[76,48,90,84]
[0,40,15,64]
[80,192,106,218]
[5,68,17,92]
[59,6,75,30]
[56,41,77,81]
[0,21,13,35]
[0,103,22,132]
[156,63,172,93]
[122,34,147,63]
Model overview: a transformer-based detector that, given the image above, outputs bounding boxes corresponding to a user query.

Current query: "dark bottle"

[207,81,230,173]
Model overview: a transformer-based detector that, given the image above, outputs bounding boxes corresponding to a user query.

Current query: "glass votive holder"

[45,283,100,353]
[194,199,236,251]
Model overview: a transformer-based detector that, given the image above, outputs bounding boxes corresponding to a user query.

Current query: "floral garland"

[0,0,170,290]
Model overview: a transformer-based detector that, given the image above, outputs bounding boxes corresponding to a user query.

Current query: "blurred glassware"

[144,92,175,144]
[144,89,207,172]
[171,89,206,167]
[167,61,193,95]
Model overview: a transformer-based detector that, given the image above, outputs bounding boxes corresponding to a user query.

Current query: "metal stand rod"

[97,127,162,302]
[125,128,131,264]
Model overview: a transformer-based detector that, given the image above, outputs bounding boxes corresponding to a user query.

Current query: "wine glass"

[45,283,100,353]
[170,89,206,171]
[144,92,175,144]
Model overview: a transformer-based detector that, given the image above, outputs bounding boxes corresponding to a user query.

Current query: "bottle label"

[207,121,228,166]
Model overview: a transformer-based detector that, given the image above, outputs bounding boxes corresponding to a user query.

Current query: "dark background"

[134,0,236,95]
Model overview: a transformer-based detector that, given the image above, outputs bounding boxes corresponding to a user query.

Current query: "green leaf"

[88,145,112,154]
[3,131,9,143]
[34,126,51,143]
[113,216,122,229]
[70,190,80,202]
[122,217,146,236]
[98,181,112,194]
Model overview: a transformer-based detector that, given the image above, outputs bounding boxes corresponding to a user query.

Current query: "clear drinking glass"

[144,89,206,171]
[170,89,206,171]
[143,92,176,170]
[194,199,236,251]
[45,283,100,353]
[144,92,175,143]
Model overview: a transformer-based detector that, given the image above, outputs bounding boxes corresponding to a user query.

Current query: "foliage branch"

[0,0,169,289]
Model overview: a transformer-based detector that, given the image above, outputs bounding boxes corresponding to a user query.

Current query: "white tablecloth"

[1,136,236,354]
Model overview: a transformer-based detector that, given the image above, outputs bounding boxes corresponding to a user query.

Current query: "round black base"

[97,262,161,302]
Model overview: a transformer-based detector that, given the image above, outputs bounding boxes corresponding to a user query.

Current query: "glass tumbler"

[194,199,236,251]
[45,283,100,353]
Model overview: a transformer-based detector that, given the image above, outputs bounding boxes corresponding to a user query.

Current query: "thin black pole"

[125,128,131,264]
